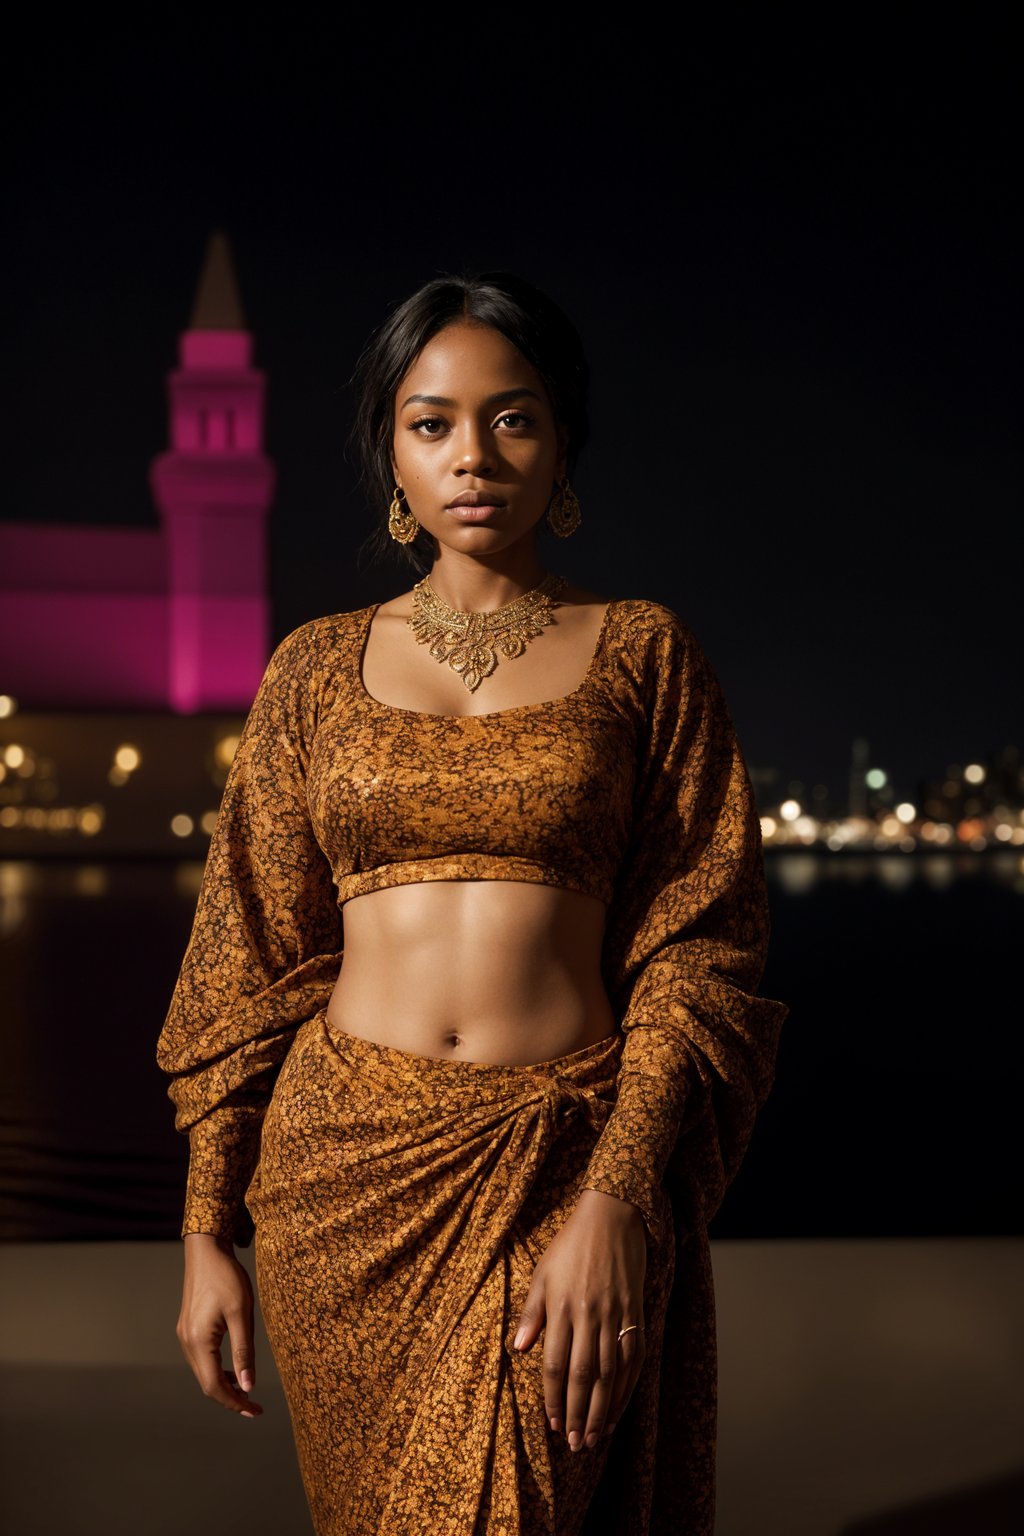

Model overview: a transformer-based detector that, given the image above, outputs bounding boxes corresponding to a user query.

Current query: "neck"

[422,548,551,612]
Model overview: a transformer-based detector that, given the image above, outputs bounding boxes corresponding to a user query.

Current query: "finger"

[605,1323,646,1432]
[224,1372,265,1418]
[542,1304,572,1433]
[183,1328,264,1416]
[581,1319,620,1448]
[513,1284,546,1354]
[226,1302,257,1396]
[564,1310,599,1451]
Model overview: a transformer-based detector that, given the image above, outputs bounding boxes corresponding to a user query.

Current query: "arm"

[156,621,345,1248]
[157,623,344,1417]
[177,1231,264,1419]
[580,611,788,1247]
[157,623,343,1247]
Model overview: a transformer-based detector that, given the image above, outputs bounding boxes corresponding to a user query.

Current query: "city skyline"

[1,684,1019,861]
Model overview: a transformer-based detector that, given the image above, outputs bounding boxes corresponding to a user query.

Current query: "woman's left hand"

[511,1187,648,1451]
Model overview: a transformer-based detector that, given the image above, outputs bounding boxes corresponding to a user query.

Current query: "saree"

[245,1007,694,1536]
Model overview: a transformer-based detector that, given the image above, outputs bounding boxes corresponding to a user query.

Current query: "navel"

[444,1032,463,1050]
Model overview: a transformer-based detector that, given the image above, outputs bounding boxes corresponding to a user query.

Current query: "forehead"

[396,321,546,405]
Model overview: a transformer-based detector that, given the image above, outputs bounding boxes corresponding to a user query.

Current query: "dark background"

[4,14,1020,799]
[2,15,1021,1242]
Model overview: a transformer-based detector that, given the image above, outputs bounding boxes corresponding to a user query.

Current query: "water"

[0,853,1020,1241]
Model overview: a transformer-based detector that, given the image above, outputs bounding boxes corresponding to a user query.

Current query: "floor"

[1,1239,1022,1535]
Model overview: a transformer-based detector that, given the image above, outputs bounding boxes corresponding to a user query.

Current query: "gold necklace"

[407,571,569,693]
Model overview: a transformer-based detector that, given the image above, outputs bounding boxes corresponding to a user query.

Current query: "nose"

[451,419,497,477]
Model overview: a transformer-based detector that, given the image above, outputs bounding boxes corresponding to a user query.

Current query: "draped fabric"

[246,1012,681,1536]
[584,614,789,1245]
[155,595,788,1532]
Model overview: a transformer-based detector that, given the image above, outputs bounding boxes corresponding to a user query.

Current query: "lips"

[446,492,507,508]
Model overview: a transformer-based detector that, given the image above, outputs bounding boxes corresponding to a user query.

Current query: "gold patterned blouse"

[156,597,788,1248]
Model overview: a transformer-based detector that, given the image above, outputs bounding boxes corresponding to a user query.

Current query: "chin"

[439,531,507,548]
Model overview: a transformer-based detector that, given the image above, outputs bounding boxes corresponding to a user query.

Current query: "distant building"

[0,233,275,713]
[848,737,869,818]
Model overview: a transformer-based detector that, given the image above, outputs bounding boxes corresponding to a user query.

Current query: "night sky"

[5,18,1019,803]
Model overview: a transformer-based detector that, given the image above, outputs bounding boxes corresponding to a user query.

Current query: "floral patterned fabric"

[247,1014,677,1535]
[156,595,788,1534]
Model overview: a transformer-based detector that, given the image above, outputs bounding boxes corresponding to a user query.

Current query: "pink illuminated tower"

[151,232,276,712]
[0,232,276,712]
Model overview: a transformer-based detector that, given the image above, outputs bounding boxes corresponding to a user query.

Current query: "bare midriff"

[325,878,616,1065]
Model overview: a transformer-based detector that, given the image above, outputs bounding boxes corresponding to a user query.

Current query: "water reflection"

[0,861,30,938]
[174,861,205,899]
[73,865,109,898]
[1,853,1023,916]
[1,853,1019,1243]
[767,850,1024,896]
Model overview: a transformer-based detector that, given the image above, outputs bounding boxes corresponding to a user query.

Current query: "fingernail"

[241,1410,257,1419]
[549,1416,561,1432]
[568,1431,581,1451]
[606,1419,618,1435]
[585,1432,600,1449]
[240,1371,254,1392]
[513,1327,527,1350]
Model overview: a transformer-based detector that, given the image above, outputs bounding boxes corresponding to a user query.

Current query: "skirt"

[244,1006,712,1536]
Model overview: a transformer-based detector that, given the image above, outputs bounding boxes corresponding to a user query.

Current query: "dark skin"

[179,319,647,1453]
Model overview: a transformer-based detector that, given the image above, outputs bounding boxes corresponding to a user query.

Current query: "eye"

[495,411,534,430]
[409,416,447,437]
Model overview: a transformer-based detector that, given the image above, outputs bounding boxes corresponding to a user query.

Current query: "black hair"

[349,270,590,575]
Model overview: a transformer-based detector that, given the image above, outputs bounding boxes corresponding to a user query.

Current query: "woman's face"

[391,320,567,558]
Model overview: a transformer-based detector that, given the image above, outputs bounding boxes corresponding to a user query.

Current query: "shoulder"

[600,599,725,739]
[275,606,371,653]
[600,611,741,798]
[246,608,373,727]
[264,607,371,677]
[608,596,706,671]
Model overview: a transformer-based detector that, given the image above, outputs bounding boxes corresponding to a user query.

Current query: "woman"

[157,271,788,1536]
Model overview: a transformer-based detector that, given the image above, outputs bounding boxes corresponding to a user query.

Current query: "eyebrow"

[399,387,544,410]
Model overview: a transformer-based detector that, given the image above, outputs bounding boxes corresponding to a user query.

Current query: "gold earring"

[389,485,420,545]
[545,476,582,538]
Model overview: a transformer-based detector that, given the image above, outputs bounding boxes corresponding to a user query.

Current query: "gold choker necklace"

[408,572,569,693]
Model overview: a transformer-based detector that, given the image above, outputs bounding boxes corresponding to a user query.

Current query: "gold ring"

[617,1323,644,1342]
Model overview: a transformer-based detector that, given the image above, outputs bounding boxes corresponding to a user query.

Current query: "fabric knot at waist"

[531,1069,614,1139]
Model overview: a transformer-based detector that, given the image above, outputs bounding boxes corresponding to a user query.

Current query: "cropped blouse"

[156,597,788,1248]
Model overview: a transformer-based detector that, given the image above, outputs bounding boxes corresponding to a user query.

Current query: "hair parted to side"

[349,271,590,575]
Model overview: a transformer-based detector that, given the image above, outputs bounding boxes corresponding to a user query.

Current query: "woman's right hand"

[177,1232,265,1417]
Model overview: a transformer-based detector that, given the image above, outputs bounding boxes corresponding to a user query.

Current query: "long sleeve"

[156,623,345,1245]
[581,612,787,1247]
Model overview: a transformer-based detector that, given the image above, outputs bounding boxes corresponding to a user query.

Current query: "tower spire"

[188,230,246,331]
[152,234,274,711]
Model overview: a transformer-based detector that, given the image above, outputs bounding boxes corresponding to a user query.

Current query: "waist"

[326,879,615,1066]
